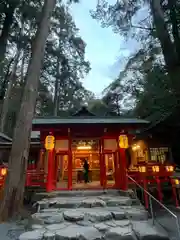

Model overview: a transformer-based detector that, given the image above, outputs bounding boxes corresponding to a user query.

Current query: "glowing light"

[152,165,160,173]
[166,165,174,172]
[77,145,92,150]
[132,144,140,151]
[138,166,146,173]
[45,135,55,150]
[1,168,7,176]
[119,135,129,149]
[174,179,180,185]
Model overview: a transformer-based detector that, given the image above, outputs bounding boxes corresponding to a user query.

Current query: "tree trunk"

[0,49,21,133]
[0,1,18,65]
[150,0,178,70]
[54,48,61,116]
[0,0,56,221]
[0,58,14,101]
[53,61,60,116]
[20,50,25,83]
[168,0,180,62]
[0,19,25,133]
[150,0,180,96]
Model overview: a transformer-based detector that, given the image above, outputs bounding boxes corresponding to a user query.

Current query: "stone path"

[18,190,170,240]
[0,222,25,240]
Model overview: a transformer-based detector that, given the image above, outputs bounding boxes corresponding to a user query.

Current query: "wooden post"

[100,138,106,188]
[156,176,163,203]
[99,138,103,186]
[119,148,127,191]
[37,149,44,170]
[170,178,179,207]
[68,132,72,190]
[46,149,54,192]
[114,151,118,188]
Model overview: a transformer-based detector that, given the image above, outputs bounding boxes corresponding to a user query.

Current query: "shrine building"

[32,106,149,192]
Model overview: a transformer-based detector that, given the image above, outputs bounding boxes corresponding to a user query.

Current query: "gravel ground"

[0,222,26,240]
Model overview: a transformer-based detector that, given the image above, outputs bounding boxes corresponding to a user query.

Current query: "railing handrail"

[127,174,178,218]
[127,174,180,239]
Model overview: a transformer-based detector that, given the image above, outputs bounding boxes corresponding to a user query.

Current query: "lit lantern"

[119,135,129,149]
[152,165,160,173]
[174,179,180,185]
[1,168,7,176]
[132,144,140,151]
[166,165,174,172]
[45,135,55,150]
[138,166,146,173]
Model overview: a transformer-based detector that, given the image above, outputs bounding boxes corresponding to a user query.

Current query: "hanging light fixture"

[152,165,160,173]
[166,165,174,172]
[77,145,92,150]
[138,166,146,173]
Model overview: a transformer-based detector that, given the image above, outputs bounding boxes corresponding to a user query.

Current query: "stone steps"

[18,190,170,240]
[33,189,131,200]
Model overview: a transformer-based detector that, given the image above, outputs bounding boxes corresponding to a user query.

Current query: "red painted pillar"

[119,148,128,191]
[99,139,103,186]
[156,176,163,203]
[114,152,118,188]
[46,149,54,192]
[116,136,122,189]
[171,178,179,207]
[103,155,107,188]
[37,149,44,170]
[101,138,106,188]
[142,176,149,209]
[68,137,72,190]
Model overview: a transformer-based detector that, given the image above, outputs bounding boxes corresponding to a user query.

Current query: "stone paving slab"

[35,195,133,210]
[132,221,169,240]
[18,192,170,240]
[0,222,26,240]
[33,189,133,202]
[19,220,169,240]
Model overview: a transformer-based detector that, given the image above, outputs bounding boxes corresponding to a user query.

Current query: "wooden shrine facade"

[32,107,149,192]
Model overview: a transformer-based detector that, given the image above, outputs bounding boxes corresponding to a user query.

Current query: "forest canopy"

[92,0,180,123]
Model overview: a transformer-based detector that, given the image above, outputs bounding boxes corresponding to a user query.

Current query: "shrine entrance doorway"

[71,138,102,189]
[55,153,69,190]
[72,152,101,189]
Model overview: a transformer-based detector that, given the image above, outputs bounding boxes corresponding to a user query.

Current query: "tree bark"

[168,0,180,62]
[150,0,178,70]
[0,0,56,221]
[0,49,21,133]
[150,0,180,96]
[54,43,62,116]
[0,58,14,101]
[53,59,60,116]
[0,19,25,133]
[0,1,18,65]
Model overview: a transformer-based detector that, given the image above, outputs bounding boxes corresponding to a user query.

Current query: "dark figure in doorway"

[83,159,89,183]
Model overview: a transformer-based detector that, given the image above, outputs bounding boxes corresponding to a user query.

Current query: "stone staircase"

[19,190,170,240]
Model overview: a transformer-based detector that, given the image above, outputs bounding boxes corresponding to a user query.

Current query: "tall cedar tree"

[0,0,56,221]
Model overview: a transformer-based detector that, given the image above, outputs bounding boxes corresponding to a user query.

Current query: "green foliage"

[94,0,180,123]
[0,0,94,135]
[88,99,117,116]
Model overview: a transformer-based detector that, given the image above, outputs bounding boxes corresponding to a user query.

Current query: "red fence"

[25,170,47,187]
[127,164,180,208]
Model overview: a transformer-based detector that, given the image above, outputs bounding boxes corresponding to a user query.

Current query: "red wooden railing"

[25,170,47,187]
[0,162,179,209]
[127,163,179,208]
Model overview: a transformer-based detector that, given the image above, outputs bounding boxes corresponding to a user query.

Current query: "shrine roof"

[32,117,149,125]
[0,132,12,142]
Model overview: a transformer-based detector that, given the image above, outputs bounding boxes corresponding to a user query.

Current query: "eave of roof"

[32,117,149,125]
[0,141,40,145]
[0,132,12,142]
